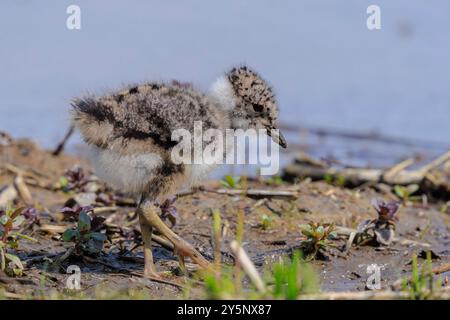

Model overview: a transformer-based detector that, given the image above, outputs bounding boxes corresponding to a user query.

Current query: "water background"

[1,1,449,173]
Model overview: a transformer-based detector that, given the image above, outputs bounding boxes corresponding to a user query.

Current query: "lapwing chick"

[71,66,286,278]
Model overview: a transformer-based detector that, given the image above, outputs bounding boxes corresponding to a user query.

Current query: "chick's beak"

[267,127,287,148]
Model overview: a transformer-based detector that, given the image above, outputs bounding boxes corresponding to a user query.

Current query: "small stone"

[74,192,97,206]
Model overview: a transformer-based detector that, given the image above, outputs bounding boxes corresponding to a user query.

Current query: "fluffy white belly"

[89,147,163,194]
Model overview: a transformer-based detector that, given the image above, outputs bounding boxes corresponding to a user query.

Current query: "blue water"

[1,1,449,169]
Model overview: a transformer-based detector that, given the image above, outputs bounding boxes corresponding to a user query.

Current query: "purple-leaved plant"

[371,199,400,224]
[355,199,401,246]
[60,166,89,192]
[61,206,107,256]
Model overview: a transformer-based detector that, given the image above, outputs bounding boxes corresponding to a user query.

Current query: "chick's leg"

[139,199,210,270]
[139,161,211,271]
[138,210,158,278]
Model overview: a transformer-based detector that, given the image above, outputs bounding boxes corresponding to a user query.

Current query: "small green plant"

[265,176,285,186]
[335,175,346,187]
[211,209,222,268]
[200,266,240,299]
[270,251,319,299]
[59,166,89,193]
[260,214,273,230]
[323,174,333,185]
[0,206,38,276]
[418,218,431,240]
[323,174,346,187]
[189,208,240,299]
[402,251,442,300]
[193,251,319,300]
[394,184,420,202]
[186,208,319,300]
[220,175,241,189]
[440,201,450,214]
[61,206,107,256]
[299,221,338,260]
[58,176,69,191]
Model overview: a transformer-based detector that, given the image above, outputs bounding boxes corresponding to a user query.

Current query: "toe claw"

[143,269,161,279]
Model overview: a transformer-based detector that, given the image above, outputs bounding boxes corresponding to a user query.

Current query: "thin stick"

[56,247,75,264]
[431,262,450,275]
[417,150,450,175]
[230,240,266,294]
[392,261,450,289]
[334,226,358,236]
[23,253,60,267]
[23,178,56,191]
[212,209,222,269]
[205,188,298,199]
[2,291,27,299]
[382,158,415,182]
[4,163,29,177]
[52,124,75,156]
[92,206,118,214]
[127,271,185,289]
[39,224,67,234]
[151,234,174,250]
[344,231,357,252]
[234,209,245,293]
[14,174,33,205]
[81,255,185,289]
[0,184,18,207]
[300,291,411,300]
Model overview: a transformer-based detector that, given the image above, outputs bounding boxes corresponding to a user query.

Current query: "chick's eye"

[252,104,264,113]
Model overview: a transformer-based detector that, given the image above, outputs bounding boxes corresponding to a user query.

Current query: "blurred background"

[1,0,449,171]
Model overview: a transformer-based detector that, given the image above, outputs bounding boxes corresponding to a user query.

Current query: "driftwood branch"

[283,150,450,189]
[382,158,415,182]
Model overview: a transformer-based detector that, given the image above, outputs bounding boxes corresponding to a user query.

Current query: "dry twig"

[52,124,75,156]
[205,188,298,199]
[230,240,266,294]
[14,174,33,205]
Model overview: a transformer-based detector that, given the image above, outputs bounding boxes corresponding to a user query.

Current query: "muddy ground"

[0,134,449,299]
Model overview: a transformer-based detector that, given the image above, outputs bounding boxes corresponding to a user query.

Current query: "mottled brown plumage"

[228,66,278,129]
[72,82,228,154]
[70,65,286,277]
